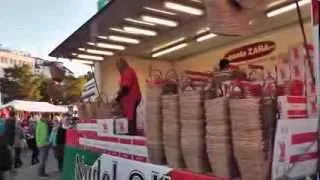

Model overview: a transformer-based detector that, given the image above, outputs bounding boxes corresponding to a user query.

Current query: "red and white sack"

[277,96,307,119]
[307,96,318,118]
[289,45,306,81]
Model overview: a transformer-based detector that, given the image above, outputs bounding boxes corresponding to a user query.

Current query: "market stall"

[49,0,319,179]
[0,100,68,113]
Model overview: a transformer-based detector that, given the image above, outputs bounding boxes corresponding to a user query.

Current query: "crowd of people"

[0,109,69,179]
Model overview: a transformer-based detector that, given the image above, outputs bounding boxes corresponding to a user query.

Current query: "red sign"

[224,41,276,64]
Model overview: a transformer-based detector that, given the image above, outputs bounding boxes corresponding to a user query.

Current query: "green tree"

[0,65,42,103]
[40,76,86,105]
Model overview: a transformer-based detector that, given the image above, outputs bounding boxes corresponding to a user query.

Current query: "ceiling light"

[87,42,125,50]
[197,33,217,42]
[190,0,202,3]
[97,36,108,40]
[78,48,86,51]
[164,1,204,16]
[87,42,95,46]
[86,49,114,56]
[71,53,78,56]
[108,35,140,44]
[123,26,157,36]
[109,28,131,34]
[152,37,186,52]
[267,0,288,8]
[96,43,126,50]
[77,54,104,61]
[72,59,94,65]
[144,7,176,15]
[124,18,155,26]
[152,43,188,57]
[196,27,211,35]
[267,0,310,18]
[141,15,178,27]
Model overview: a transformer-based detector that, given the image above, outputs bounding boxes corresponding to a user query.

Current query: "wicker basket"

[205,97,234,177]
[229,98,269,180]
[179,90,210,173]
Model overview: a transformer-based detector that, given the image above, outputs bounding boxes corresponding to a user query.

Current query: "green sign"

[97,0,111,11]
[63,146,100,180]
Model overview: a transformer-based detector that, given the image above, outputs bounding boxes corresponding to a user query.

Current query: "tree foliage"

[0,65,42,103]
[0,65,86,105]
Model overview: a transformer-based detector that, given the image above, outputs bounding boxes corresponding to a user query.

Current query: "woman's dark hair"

[219,59,230,70]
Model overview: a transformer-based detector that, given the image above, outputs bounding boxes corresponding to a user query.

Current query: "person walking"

[36,114,50,178]
[0,114,12,180]
[26,115,39,165]
[49,120,66,171]
[13,120,25,168]
[4,111,16,173]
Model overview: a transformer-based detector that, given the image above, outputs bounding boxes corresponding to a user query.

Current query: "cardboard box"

[96,119,114,136]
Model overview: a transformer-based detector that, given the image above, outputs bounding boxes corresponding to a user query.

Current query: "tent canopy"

[0,100,68,113]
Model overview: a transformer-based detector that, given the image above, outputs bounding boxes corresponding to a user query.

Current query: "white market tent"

[0,100,68,113]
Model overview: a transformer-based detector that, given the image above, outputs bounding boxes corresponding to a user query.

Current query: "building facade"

[0,48,35,77]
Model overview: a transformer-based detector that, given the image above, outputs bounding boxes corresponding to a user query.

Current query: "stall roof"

[49,0,311,62]
[1,100,68,113]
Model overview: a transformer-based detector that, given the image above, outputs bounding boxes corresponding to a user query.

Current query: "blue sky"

[0,0,97,76]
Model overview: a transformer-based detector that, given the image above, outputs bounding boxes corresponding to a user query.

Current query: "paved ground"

[11,148,61,180]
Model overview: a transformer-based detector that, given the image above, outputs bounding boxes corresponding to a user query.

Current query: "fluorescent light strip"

[267,0,310,18]
[196,27,211,35]
[144,7,176,15]
[109,28,131,34]
[267,0,288,8]
[197,33,217,42]
[141,15,178,27]
[97,36,108,40]
[164,1,204,16]
[77,54,104,61]
[72,59,94,65]
[87,42,126,50]
[123,26,157,36]
[152,37,186,52]
[109,35,140,44]
[124,18,155,26]
[79,48,114,56]
[152,43,188,58]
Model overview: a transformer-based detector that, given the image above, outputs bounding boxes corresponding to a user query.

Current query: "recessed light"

[144,7,176,16]
[196,33,217,42]
[97,36,108,40]
[124,18,155,26]
[267,0,310,18]
[123,26,158,36]
[109,35,140,44]
[77,54,104,61]
[141,15,178,27]
[86,49,114,56]
[88,42,126,50]
[164,1,204,16]
[152,37,186,52]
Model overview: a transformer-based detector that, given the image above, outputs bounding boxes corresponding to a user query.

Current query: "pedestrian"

[36,113,50,178]
[49,119,66,171]
[13,120,25,168]
[0,113,12,180]
[4,110,16,173]
[26,115,39,165]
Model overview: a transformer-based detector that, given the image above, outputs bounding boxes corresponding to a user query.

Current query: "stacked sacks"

[161,94,184,168]
[229,98,269,180]
[180,90,209,173]
[205,97,234,177]
[145,70,165,164]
